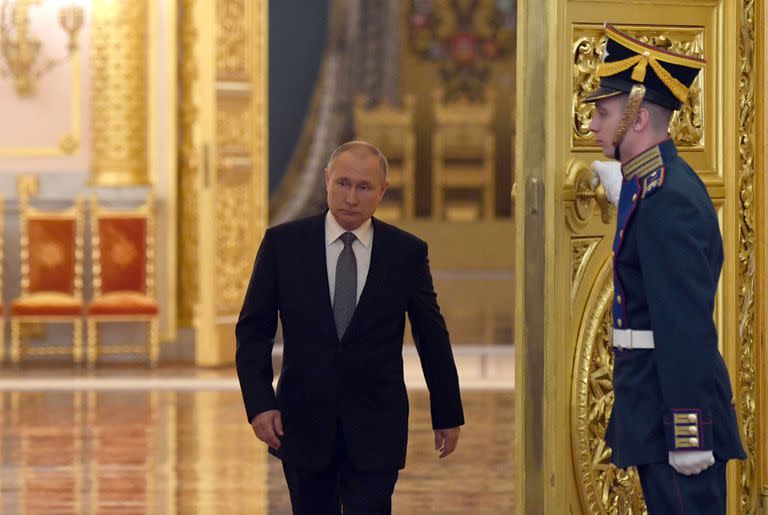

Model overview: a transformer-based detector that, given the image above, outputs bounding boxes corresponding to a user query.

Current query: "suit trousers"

[281,422,399,515]
[637,461,726,515]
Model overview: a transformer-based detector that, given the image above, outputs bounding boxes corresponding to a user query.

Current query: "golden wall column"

[90,0,149,186]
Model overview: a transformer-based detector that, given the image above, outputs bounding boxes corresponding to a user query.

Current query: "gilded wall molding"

[571,261,647,514]
[90,0,149,186]
[213,0,266,313]
[178,0,199,326]
[572,26,704,150]
[570,236,601,308]
[737,0,759,511]
[216,0,248,79]
[215,171,255,311]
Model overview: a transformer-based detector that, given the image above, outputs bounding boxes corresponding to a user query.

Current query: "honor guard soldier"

[587,24,745,513]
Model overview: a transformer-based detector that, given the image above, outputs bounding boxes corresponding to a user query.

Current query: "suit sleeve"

[635,190,720,453]
[406,241,465,429]
[235,228,279,424]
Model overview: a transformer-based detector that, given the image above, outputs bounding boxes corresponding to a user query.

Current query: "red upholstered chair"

[10,197,85,365]
[87,194,158,367]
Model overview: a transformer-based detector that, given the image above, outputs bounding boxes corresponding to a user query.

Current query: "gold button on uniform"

[620,230,624,238]
[632,194,637,202]
[617,319,623,328]
[689,438,699,446]
[688,426,698,435]
[688,414,697,422]
[617,296,622,305]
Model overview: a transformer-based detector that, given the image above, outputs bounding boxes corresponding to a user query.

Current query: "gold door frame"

[515,0,765,513]
[179,0,268,365]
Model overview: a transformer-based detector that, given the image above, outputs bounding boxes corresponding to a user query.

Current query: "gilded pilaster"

[737,0,759,512]
[178,0,199,326]
[90,0,149,186]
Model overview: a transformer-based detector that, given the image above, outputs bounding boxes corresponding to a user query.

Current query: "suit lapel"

[306,213,338,341]
[340,217,390,344]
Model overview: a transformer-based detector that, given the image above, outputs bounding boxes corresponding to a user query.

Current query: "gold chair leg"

[148,318,159,368]
[73,319,84,366]
[87,319,98,368]
[10,319,22,365]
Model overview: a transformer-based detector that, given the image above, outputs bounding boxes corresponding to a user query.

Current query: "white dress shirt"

[325,211,373,305]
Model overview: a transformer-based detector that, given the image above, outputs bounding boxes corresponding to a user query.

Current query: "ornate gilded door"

[179,0,268,365]
[515,1,765,513]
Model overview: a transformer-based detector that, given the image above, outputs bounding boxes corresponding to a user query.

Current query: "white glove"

[590,160,622,206]
[668,450,715,476]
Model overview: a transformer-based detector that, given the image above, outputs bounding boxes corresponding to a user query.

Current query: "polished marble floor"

[0,386,514,514]
[0,271,515,513]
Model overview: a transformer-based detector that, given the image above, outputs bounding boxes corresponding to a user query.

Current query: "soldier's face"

[589,95,626,158]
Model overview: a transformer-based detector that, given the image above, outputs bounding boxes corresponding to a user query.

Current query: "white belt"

[612,329,655,350]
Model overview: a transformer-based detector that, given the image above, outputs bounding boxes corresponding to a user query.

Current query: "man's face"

[325,150,389,231]
[588,94,626,158]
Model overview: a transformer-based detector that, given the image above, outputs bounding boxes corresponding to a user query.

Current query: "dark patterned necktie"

[333,232,357,339]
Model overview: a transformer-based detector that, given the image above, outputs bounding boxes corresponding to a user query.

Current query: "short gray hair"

[326,140,389,178]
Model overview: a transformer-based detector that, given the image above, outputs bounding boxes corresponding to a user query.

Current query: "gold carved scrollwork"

[572,262,647,514]
[571,237,602,308]
[572,27,704,149]
[217,0,248,78]
[215,173,254,311]
[90,0,149,186]
[737,0,758,512]
[217,106,251,149]
[178,0,199,326]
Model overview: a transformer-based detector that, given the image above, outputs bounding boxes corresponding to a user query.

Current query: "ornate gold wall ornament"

[737,0,759,511]
[570,237,601,308]
[572,26,704,149]
[216,0,247,78]
[215,172,253,311]
[0,0,83,97]
[58,134,78,154]
[571,260,647,514]
[407,0,515,101]
[90,0,149,186]
[178,0,199,326]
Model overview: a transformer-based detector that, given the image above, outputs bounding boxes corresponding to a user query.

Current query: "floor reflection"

[0,389,514,514]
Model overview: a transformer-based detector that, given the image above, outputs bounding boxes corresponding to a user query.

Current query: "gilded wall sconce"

[0,0,83,97]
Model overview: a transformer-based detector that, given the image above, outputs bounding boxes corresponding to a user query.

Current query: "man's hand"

[434,427,460,459]
[668,450,715,476]
[590,160,622,206]
[251,409,284,449]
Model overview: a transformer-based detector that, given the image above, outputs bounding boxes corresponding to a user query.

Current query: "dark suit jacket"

[235,212,465,471]
[605,139,745,467]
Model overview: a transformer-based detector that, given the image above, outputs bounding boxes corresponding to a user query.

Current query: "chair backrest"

[90,193,154,297]
[353,95,416,160]
[20,196,84,298]
[433,88,495,160]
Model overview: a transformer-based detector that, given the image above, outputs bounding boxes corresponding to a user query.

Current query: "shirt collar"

[325,211,373,248]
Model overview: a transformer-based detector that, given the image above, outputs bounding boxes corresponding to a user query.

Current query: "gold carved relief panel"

[90,0,149,186]
[572,25,705,150]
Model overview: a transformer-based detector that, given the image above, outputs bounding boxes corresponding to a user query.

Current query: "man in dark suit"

[588,25,745,513]
[236,141,464,514]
